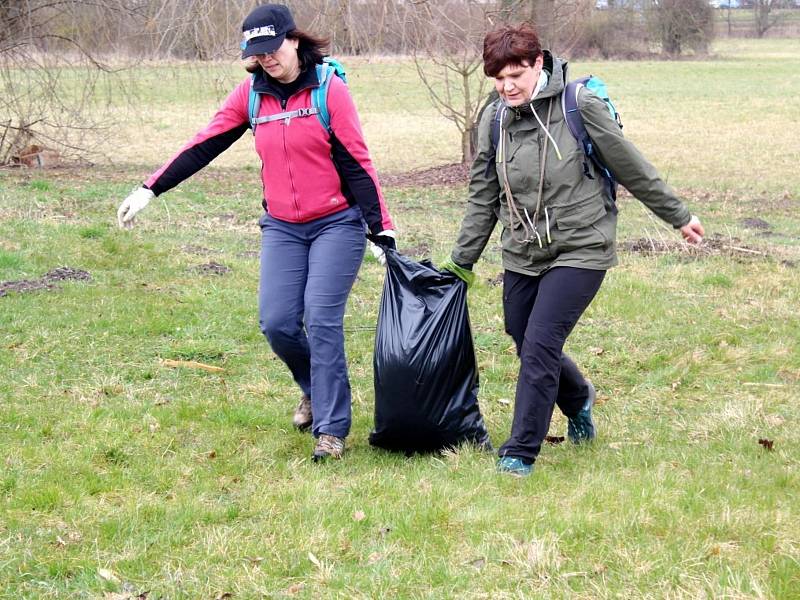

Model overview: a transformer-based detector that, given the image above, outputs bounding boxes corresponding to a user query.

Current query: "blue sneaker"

[497,456,533,477]
[567,382,596,444]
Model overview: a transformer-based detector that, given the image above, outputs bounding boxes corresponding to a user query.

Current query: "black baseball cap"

[241,4,296,58]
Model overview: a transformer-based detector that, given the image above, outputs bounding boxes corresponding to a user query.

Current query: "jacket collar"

[251,63,320,96]
[537,51,567,100]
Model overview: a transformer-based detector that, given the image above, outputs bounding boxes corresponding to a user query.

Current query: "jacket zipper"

[253,72,322,223]
[279,97,301,221]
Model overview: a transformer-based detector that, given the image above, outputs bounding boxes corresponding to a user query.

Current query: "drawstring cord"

[499,96,561,246]
[545,206,552,244]
[499,110,535,244]
[530,99,562,161]
[530,99,555,247]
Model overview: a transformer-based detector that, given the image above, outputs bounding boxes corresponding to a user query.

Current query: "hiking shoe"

[567,381,596,444]
[292,394,312,431]
[497,456,533,477]
[312,434,345,462]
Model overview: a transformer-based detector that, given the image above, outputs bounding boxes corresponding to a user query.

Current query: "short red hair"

[483,23,543,78]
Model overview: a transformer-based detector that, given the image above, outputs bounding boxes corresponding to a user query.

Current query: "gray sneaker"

[292,394,312,430]
[312,434,345,462]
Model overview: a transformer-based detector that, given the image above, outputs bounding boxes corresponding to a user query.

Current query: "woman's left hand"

[680,215,704,245]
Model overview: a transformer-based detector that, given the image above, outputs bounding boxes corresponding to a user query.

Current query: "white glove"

[368,230,396,266]
[117,186,155,229]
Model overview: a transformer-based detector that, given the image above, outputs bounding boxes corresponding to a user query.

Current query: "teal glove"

[440,258,475,288]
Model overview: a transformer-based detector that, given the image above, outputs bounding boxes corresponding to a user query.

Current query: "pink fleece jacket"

[145,67,393,234]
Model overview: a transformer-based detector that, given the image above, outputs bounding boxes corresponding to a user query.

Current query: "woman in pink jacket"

[117,4,395,462]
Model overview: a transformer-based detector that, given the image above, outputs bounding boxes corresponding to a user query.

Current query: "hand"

[117,186,155,229]
[680,215,704,245]
[440,258,475,288]
[368,230,396,266]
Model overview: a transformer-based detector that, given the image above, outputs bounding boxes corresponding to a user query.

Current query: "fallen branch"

[161,359,224,373]
[722,245,766,256]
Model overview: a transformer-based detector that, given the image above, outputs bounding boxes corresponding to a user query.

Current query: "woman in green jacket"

[443,22,704,476]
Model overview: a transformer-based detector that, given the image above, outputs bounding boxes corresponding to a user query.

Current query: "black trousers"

[498,267,606,463]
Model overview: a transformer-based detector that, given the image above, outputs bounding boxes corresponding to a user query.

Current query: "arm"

[578,89,692,229]
[144,78,252,196]
[118,78,251,228]
[327,76,394,235]
[450,103,502,268]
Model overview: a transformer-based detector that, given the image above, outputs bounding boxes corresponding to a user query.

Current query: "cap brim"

[241,34,285,58]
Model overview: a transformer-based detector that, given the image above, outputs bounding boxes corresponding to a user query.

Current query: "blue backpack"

[248,57,347,134]
[490,75,622,209]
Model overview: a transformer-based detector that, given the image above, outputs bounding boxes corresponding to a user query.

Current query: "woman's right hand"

[117,187,154,229]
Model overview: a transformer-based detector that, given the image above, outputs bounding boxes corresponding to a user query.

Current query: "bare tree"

[140,0,251,60]
[753,0,783,37]
[408,0,519,165]
[527,0,595,56]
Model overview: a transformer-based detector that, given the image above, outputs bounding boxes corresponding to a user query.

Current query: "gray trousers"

[259,206,366,438]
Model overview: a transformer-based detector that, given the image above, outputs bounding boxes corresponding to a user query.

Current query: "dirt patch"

[740,217,772,230]
[0,279,56,296]
[619,234,776,263]
[486,273,504,287]
[44,267,92,282]
[381,163,470,189]
[0,267,92,297]
[191,261,231,276]
[181,245,219,256]
[401,242,431,259]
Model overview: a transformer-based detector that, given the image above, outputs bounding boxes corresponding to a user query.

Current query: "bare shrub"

[0,1,140,165]
[651,0,715,56]
[570,9,654,58]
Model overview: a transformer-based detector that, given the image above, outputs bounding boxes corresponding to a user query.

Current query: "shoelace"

[317,435,344,454]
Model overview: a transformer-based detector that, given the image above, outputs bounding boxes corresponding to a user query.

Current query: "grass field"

[0,39,799,598]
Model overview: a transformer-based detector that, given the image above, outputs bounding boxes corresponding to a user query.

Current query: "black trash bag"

[369,249,490,453]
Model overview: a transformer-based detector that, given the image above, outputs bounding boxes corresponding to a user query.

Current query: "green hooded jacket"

[451,52,691,276]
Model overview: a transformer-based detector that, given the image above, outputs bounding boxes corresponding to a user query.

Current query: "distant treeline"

[3,0,795,63]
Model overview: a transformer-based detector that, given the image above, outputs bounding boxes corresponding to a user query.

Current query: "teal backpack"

[248,57,347,134]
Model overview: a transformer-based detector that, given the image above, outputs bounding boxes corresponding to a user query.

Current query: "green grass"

[1,39,799,598]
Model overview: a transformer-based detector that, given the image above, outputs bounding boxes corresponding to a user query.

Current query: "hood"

[537,51,568,100]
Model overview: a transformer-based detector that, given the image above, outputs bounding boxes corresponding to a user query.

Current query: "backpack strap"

[490,102,504,152]
[253,107,320,126]
[311,58,347,133]
[562,76,618,210]
[249,74,322,131]
[248,73,261,135]
[311,63,333,133]
[249,58,346,135]
[484,100,506,177]
[562,76,593,178]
